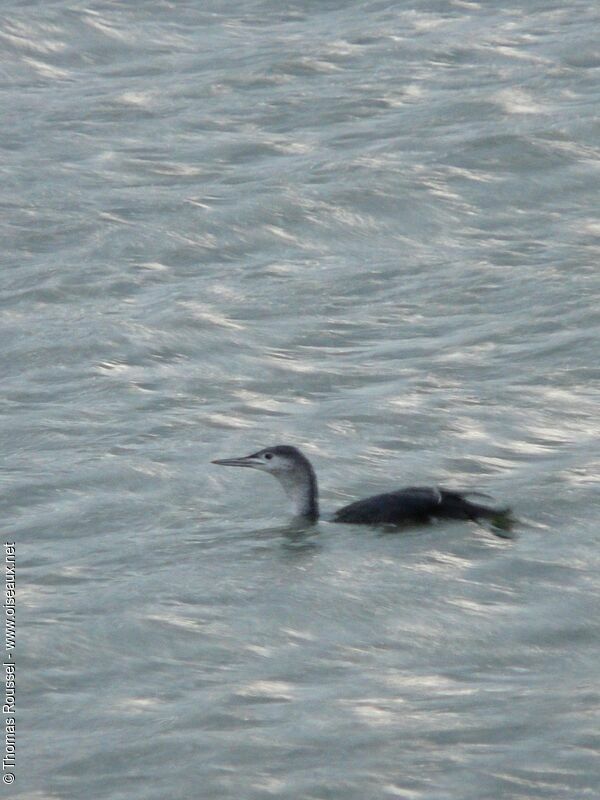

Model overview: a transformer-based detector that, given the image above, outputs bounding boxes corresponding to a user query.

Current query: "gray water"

[4,1,600,798]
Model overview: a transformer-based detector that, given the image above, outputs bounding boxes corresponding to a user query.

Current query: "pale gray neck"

[274,463,319,522]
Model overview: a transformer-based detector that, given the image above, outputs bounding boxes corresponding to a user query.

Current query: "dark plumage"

[212,443,512,530]
[333,487,508,525]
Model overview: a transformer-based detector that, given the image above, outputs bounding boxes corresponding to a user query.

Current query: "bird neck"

[275,462,319,522]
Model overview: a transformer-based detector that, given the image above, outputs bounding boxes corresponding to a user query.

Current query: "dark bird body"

[333,487,503,525]
[212,444,511,529]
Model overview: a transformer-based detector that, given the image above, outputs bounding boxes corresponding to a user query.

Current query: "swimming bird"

[212,445,511,528]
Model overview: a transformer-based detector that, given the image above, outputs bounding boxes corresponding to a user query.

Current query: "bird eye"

[264,453,273,460]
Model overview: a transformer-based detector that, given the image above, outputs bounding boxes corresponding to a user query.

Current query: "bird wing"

[333,486,444,525]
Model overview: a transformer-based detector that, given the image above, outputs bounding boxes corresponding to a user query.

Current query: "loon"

[212,445,511,528]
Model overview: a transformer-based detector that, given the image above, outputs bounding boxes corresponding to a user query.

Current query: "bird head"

[212,445,304,476]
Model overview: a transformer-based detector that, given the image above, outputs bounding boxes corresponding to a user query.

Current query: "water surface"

[3,1,600,798]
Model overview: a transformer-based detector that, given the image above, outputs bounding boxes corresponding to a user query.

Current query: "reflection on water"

[6,0,600,797]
